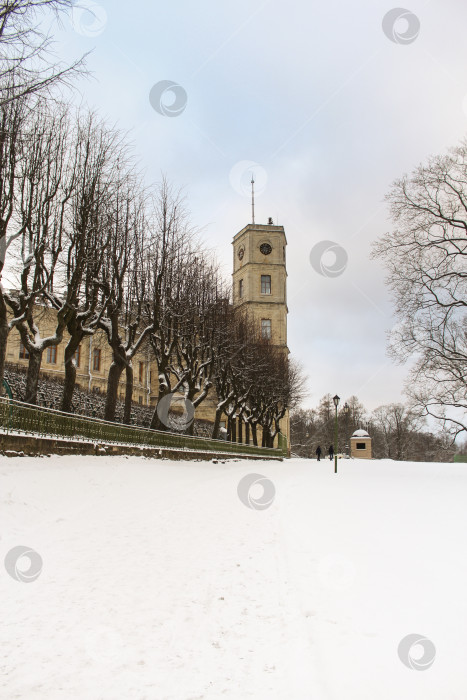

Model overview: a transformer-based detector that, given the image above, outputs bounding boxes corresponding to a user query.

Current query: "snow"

[1,455,467,699]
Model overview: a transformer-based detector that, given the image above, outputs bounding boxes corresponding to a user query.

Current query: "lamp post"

[343,401,349,456]
[333,395,340,474]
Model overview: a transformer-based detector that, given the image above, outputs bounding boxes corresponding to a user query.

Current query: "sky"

[44,0,467,411]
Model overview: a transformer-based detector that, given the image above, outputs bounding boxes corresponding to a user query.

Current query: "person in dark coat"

[316,445,322,461]
[328,445,334,460]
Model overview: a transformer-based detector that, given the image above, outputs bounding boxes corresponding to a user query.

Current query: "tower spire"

[251,174,255,224]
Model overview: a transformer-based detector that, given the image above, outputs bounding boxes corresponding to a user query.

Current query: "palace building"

[3,217,290,448]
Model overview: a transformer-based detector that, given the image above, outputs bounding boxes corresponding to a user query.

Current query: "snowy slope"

[1,456,466,699]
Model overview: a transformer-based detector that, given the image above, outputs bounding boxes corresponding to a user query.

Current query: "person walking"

[316,445,322,461]
[328,444,334,461]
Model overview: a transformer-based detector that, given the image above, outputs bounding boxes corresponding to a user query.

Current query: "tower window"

[239,279,244,299]
[261,319,272,339]
[139,361,144,383]
[19,342,29,359]
[261,275,271,295]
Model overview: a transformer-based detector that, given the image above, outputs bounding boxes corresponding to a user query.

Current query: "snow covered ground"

[1,455,467,699]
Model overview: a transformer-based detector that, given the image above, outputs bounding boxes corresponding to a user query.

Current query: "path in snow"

[1,455,467,699]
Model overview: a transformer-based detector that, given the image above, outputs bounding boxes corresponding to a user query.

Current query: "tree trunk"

[61,335,82,413]
[238,418,243,444]
[0,294,9,386]
[105,360,125,421]
[212,408,222,439]
[25,349,42,405]
[123,363,133,424]
[231,416,237,443]
[251,423,258,446]
[0,295,8,389]
[245,422,250,445]
[150,388,170,431]
[262,426,272,447]
[186,415,195,436]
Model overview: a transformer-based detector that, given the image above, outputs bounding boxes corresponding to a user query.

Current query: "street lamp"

[343,402,350,456]
[333,394,340,474]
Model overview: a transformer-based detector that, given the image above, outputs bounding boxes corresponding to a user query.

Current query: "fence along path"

[0,397,286,459]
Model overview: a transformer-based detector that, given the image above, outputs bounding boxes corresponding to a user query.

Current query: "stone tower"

[232,222,288,349]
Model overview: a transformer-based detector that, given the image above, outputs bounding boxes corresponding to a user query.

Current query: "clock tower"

[232,220,288,350]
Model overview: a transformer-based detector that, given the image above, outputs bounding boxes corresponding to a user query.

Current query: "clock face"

[238,247,245,260]
[260,243,272,255]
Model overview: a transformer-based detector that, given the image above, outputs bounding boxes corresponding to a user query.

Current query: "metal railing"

[0,397,286,459]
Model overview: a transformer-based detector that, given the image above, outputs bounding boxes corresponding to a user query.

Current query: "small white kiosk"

[350,429,372,459]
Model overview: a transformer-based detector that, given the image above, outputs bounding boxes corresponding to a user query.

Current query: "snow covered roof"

[352,429,370,438]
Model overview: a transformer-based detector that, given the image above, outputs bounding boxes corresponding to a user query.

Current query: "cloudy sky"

[50,0,467,410]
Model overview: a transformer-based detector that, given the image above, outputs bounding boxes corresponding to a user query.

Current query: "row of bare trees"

[0,98,302,443]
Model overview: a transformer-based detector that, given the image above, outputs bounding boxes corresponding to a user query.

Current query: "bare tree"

[146,181,195,430]
[55,112,122,411]
[0,89,30,388]
[372,403,422,460]
[166,255,229,434]
[97,172,142,422]
[117,195,153,423]
[210,309,262,442]
[5,103,75,403]
[373,139,467,439]
[254,350,305,448]
[0,0,86,106]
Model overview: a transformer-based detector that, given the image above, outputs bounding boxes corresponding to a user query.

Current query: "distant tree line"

[0,2,304,446]
[291,394,455,462]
